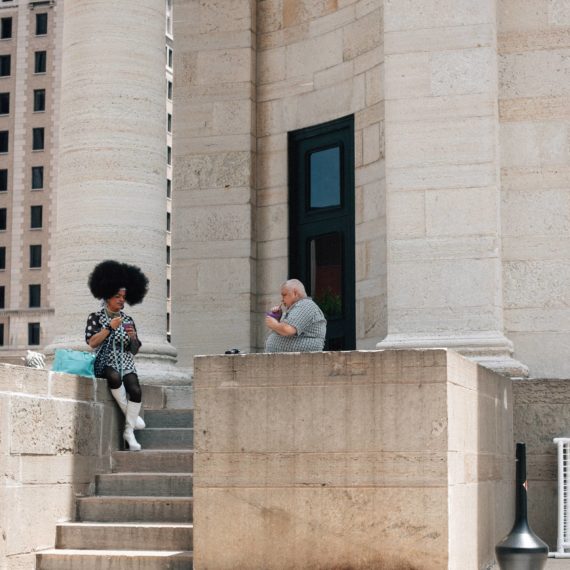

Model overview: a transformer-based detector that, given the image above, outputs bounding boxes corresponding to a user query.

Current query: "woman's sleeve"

[85,313,102,345]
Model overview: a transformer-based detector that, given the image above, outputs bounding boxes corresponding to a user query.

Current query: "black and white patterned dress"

[85,308,141,378]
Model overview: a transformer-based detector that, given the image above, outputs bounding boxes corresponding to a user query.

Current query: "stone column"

[377,0,527,376]
[171,0,256,366]
[45,0,184,382]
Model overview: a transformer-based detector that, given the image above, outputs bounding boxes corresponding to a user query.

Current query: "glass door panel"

[309,147,341,209]
[309,233,343,319]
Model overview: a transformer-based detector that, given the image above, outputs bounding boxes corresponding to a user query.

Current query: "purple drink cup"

[265,309,282,320]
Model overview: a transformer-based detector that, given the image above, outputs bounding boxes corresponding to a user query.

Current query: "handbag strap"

[111,326,124,380]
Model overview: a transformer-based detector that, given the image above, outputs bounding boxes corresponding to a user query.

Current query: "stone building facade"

[171,0,570,381]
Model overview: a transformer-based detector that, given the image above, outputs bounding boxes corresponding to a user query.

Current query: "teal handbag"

[52,349,96,379]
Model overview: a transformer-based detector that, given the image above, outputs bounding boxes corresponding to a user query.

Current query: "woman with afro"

[85,260,149,451]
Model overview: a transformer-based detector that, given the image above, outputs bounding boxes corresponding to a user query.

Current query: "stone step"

[143,409,193,428]
[135,428,193,450]
[56,522,193,551]
[96,473,193,497]
[36,549,193,570]
[112,450,193,473]
[77,496,193,523]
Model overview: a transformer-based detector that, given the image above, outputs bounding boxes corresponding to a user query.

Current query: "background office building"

[0,0,174,364]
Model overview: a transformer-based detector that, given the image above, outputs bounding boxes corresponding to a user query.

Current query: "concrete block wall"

[0,364,123,569]
[172,0,386,360]
[499,2,570,378]
[0,363,183,569]
[255,0,386,351]
[171,0,257,364]
[193,349,513,570]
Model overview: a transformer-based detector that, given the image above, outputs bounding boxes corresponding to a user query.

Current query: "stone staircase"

[36,409,194,570]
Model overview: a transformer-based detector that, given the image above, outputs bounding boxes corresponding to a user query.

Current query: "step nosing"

[57,521,194,528]
[38,549,193,556]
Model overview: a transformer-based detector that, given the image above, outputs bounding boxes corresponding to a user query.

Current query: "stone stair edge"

[77,495,193,501]
[58,522,193,528]
[37,548,193,557]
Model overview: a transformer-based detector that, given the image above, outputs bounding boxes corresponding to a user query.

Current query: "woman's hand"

[110,316,122,330]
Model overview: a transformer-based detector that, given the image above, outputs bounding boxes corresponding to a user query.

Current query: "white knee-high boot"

[123,401,142,451]
[110,384,145,429]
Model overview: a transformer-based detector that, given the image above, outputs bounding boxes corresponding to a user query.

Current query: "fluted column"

[46,0,185,382]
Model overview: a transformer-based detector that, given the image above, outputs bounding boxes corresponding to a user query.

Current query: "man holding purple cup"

[264,279,326,353]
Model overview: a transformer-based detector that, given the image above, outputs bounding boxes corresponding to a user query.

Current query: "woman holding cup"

[85,260,148,451]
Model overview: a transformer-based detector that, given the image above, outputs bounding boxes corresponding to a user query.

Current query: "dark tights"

[102,366,142,403]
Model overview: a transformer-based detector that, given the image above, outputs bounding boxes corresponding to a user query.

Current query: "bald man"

[264,279,327,352]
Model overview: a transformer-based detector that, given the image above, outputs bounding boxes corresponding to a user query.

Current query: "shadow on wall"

[512,379,570,550]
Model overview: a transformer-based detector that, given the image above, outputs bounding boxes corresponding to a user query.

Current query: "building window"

[0,55,10,76]
[0,286,4,309]
[0,246,5,269]
[32,127,44,150]
[30,205,42,229]
[0,323,4,346]
[166,245,171,265]
[166,211,171,232]
[0,208,6,230]
[166,0,172,36]
[30,244,41,268]
[0,92,8,115]
[167,80,172,100]
[166,178,171,198]
[33,89,45,112]
[1,17,12,40]
[0,130,8,153]
[167,113,172,133]
[31,166,43,189]
[28,322,40,345]
[29,284,41,308]
[167,278,171,299]
[34,51,46,73]
[35,13,47,36]
[0,169,7,192]
[167,145,171,165]
[167,47,173,69]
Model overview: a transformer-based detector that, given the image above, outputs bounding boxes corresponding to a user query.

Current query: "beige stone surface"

[194,349,513,569]
[0,365,122,567]
[0,364,177,567]
[45,0,178,380]
[174,1,386,356]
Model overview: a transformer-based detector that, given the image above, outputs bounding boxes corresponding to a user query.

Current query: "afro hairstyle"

[88,260,149,306]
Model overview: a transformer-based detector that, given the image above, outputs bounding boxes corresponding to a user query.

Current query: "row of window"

[0,205,43,231]
[0,283,41,308]
[0,12,49,347]
[0,323,41,347]
[0,127,44,152]
[0,12,48,41]
[0,50,47,77]
[0,166,45,191]
[0,322,41,346]
[0,243,42,273]
[0,89,45,115]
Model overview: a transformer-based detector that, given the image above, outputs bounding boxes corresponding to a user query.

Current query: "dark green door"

[288,115,355,350]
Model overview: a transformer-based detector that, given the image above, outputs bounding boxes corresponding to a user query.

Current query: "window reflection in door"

[309,146,341,209]
[310,233,343,319]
